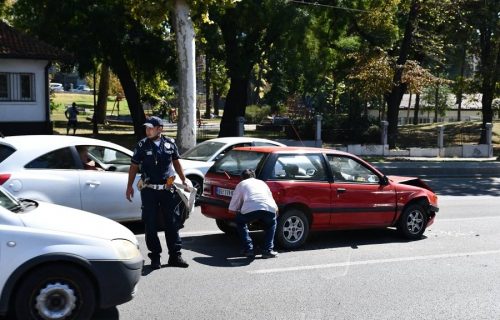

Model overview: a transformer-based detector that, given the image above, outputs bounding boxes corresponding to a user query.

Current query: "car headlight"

[111,239,140,260]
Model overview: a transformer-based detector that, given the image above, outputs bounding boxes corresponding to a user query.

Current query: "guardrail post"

[236,116,245,137]
[486,122,493,157]
[437,125,444,157]
[315,115,323,147]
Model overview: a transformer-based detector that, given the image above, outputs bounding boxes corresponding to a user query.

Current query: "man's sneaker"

[261,250,278,259]
[148,253,161,270]
[240,249,255,258]
[168,255,189,268]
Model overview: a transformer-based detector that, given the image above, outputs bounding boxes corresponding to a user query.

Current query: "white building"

[0,20,65,136]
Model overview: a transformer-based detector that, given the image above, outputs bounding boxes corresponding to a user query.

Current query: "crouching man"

[228,169,279,259]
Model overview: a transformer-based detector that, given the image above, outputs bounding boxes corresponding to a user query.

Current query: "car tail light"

[0,173,11,185]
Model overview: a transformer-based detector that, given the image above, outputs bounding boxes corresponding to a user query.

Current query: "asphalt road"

[95,177,500,320]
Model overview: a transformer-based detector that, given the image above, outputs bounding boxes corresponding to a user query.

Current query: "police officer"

[126,116,189,269]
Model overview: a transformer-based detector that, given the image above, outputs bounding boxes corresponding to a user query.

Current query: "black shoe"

[148,253,161,270]
[261,250,278,259]
[168,255,189,268]
[239,249,255,258]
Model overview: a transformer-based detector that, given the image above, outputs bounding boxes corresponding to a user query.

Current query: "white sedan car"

[180,137,286,198]
[0,135,141,221]
[0,186,143,319]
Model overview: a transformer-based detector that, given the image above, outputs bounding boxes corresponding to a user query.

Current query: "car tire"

[187,175,203,204]
[398,203,428,240]
[216,219,237,235]
[276,209,309,249]
[14,264,96,320]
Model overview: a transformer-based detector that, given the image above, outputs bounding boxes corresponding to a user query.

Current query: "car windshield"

[0,187,21,212]
[211,150,266,175]
[182,141,225,161]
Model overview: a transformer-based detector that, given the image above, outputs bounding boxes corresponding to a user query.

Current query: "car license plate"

[216,187,233,197]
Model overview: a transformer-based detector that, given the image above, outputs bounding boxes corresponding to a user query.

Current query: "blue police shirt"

[131,135,179,184]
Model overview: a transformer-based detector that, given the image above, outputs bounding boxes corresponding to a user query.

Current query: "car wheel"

[187,175,203,204]
[398,203,428,239]
[14,264,96,320]
[276,209,309,249]
[216,219,237,235]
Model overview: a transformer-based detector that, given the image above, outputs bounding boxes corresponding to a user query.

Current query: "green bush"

[245,105,272,124]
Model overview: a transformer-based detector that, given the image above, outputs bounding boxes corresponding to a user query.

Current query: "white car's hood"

[19,201,136,242]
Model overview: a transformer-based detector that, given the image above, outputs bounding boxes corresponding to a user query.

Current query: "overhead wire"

[287,0,370,13]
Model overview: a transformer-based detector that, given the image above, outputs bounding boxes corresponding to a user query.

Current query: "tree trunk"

[213,87,220,117]
[109,54,145,140]
[204,54,212,119]
[96,64,110,124]
[173,0,196,153]
[434,84,439,123]
[219,77,248,137]
[385,0,420,148]
[456,44,467,122]
[478,23,499,143]
[413,93,421,125]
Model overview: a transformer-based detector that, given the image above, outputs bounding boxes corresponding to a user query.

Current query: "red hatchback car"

[199,146,438,249]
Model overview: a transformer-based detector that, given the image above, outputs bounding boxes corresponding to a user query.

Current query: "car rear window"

[210,150,266,175]
[0,144,16,163]
[25,147,78,169]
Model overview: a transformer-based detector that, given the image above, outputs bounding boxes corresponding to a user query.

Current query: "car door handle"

[336,188,346,193]
[85,180,101,186]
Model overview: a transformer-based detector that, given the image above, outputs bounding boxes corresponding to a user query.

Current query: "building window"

[0,72,36,101]
[0,73,8,99]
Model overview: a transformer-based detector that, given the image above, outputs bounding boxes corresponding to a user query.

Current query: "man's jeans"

[235,210,276,252]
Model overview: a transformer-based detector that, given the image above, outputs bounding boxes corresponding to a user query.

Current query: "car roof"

[0,135,132,161]
[232,145,353,156]
[197,137,285,145]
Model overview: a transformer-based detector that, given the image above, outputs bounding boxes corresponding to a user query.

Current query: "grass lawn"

[52,92,129,115]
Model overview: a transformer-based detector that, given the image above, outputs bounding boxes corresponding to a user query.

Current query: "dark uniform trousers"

[140,188,182,257]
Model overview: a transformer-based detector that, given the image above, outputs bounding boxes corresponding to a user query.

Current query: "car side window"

[327,155,379,183]
[87,146,131,172]
[271,154,327,181]
[25,147,78,169]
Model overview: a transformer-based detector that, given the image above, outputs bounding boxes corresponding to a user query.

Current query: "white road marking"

[437,216,500,222]
[248,249,500,274]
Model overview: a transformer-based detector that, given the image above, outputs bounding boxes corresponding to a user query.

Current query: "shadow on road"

[93,307,119,319]
[179,228,418,268]
[428,177,500,197]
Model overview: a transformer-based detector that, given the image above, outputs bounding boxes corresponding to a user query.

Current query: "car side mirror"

[379,176,389,185]
[107,165,117,172]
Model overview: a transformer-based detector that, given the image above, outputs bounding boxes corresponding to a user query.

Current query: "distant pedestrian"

[65,102,79,135]
[228,169,279,259]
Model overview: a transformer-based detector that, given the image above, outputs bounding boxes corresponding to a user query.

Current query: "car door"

[78,145,141,221]
[327,155,396,227]
[14,147,82,209]
[269,154,331,227]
